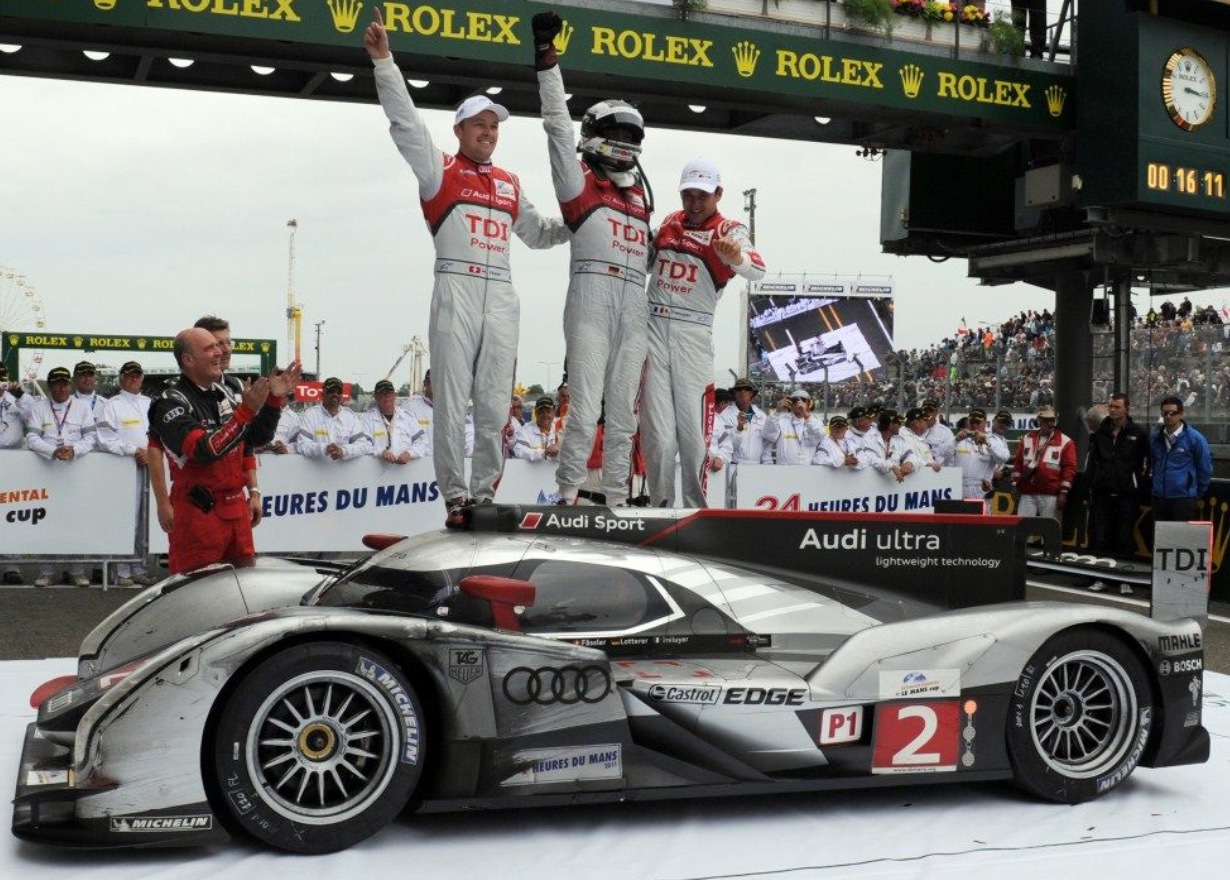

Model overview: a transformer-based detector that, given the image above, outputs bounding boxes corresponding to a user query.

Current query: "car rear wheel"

[1007,628,1152,804]
[211,642,424,853]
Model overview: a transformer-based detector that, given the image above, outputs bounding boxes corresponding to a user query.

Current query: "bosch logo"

[1162,657,1203,675]
[502,665,611,706]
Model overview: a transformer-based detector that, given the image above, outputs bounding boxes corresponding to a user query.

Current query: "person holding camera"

[148,327,301,575]
[953,408,1009,500]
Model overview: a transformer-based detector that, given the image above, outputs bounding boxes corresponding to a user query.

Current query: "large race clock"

[1162,47,1216,131]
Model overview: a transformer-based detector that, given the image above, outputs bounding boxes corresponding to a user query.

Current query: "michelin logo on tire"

[357,656,421,764]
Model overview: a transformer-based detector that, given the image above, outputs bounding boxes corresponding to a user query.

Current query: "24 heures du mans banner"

[1,0,1074,129]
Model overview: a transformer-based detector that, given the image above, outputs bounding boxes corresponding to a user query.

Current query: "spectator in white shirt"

[26,366,97,587]
[954,407,1010,500]
[97,361,154,586]
[401,369,474,456]
[511,396,561,462]
[297,377,374,461]
[365,379,427,464]
[813,414,865,469]
[1,363,33,584]
[722,376,772,465]
[71,360,107,424]
[921,398,956,466]
[707,387,735,473]
[764,388,824,466]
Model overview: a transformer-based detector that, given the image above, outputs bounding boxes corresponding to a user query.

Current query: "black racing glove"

[532,12,562,71]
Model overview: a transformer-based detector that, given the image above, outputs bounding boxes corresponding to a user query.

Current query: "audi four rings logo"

[502,665,611,705]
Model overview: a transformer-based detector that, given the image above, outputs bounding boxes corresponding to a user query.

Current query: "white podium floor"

[4,658,1230,880]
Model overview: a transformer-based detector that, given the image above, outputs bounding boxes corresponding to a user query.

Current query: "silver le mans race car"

[12,506,1209,853]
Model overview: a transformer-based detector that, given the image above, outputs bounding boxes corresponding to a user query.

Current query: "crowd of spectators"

[751,298,1230,423]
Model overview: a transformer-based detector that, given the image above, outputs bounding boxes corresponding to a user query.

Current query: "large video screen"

[746,277,894,384]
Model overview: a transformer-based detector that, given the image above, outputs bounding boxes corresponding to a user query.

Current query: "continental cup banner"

[0,0,1074,129]
[0,454,138,555]
[732,463,962,515]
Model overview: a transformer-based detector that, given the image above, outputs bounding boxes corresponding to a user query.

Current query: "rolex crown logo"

[731,41,761,79]
[1045,85,1066,118]
[7,334,16,347]
[554,21,575,55]
[93,0,118,10]
[899,64,924,99]
[327,0,363,35]
[137,338,147,350]
[73,336,83,348]
[261,342,271,353]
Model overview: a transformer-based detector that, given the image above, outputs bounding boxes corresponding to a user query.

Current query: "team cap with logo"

[47,366,71,383]
[455,95,510,124]
[678,157,722,193]
[73,360,96,375]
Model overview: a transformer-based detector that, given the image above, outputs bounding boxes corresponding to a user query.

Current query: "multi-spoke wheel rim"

[245,670,401,824]
[1028,650,1139,778]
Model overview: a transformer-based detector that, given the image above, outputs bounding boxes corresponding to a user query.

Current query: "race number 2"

[871,702,960,773]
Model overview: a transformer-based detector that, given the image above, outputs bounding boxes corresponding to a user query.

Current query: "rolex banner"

[0,0,1073,129]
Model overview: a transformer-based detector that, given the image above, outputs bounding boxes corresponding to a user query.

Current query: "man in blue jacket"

[1150,396,1212,523]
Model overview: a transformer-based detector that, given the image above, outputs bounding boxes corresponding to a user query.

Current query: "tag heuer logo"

[110,815,213,832]
[449,648,484,684]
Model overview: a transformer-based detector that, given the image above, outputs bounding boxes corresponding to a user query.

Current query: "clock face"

[1162,48,1216,132]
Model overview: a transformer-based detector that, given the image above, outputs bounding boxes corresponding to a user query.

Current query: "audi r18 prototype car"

[12,506,1210,853]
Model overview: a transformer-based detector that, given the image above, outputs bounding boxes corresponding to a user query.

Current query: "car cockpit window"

[518,560,671,634]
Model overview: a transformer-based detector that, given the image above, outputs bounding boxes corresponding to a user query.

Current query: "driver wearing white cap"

[364,9,567,526]
[641,158,766,507]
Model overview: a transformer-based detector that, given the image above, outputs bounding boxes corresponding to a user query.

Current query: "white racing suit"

[642,211,765,506]
[374,54,566,503]
[538,66,651,506]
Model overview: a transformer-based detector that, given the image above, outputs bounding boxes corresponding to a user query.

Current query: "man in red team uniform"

[641,159,766,507]
[148,328,301,574]
[364,9,566,526]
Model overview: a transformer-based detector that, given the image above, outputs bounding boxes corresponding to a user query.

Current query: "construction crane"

[384,337,427,393]
[285,219,303,364]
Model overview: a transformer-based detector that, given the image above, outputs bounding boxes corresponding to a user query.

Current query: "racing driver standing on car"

[364,9,567,526]
[532,11,652,507]
[149,328,302,575]
[641,159,766,507]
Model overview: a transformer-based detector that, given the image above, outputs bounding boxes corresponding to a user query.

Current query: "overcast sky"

[0,61,1170,392]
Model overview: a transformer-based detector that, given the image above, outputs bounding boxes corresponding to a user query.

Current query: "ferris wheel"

[0,265,48,383]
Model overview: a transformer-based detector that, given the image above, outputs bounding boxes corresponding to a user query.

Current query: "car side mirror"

[459,575,536,632]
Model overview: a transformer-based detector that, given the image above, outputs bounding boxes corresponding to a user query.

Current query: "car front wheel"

[211,641,425,853]
[1007,628,1153,804]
